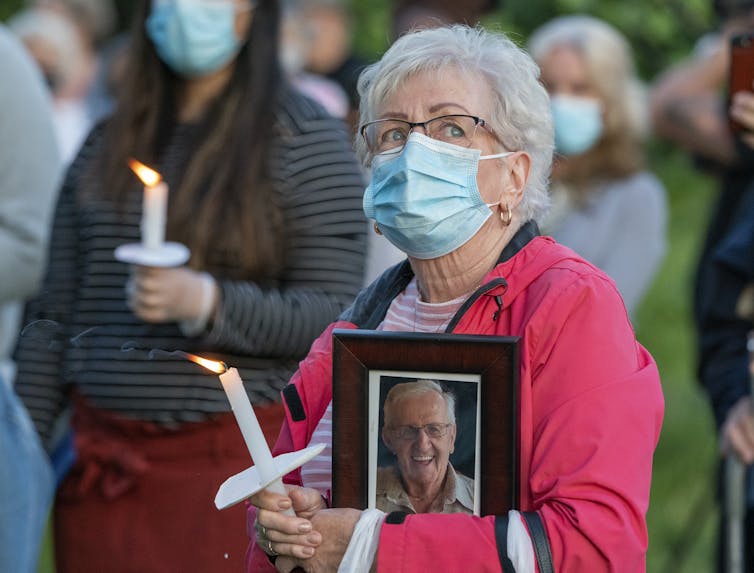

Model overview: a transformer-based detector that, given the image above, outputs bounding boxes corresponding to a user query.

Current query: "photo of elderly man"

[376,379,475,514]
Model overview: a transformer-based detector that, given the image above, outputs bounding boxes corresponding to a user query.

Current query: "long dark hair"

[93,0,283,277]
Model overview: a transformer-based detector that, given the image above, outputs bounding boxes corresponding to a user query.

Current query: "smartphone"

[729,31,754,134]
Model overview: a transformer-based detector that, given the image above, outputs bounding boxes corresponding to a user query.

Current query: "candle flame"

[181,352,227,374]
[128,158,162,187]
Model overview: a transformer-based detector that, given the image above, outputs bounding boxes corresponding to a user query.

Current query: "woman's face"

[382,392,457,495]
[538,44,599,100]
[375,67,508,206]
[233,0,253,41]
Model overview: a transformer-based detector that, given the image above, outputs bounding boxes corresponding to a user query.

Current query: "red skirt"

[54,396,284,573]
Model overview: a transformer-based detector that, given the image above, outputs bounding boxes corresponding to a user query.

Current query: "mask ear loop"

[479,151,514,160]
[481,150,516,226]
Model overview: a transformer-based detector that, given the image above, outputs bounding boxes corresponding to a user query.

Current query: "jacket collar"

[497,219,540,264]
[343,220,541,330]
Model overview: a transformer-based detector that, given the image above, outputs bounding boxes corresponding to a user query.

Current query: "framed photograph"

[331,329,519,516]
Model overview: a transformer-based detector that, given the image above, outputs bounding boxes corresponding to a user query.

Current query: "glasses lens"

[424,423,447,438]
[363,115,482,155]
[393,424,449,440]
[363,120,411,154]
[425,115,479,147]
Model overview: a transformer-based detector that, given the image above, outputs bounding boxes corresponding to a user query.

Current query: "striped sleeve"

[13,130,97,444]
[207,91,367,357]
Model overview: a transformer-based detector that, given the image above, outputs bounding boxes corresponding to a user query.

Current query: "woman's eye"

[383,129,407,143]
[439,122,465,138]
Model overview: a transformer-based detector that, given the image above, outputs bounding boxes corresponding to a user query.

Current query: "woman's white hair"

[384,379,456,425]
[528,15,648,144]
[356,25,554,223]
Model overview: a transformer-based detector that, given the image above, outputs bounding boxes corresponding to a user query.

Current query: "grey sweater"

[541,171,667,317]
[0,25,62,385]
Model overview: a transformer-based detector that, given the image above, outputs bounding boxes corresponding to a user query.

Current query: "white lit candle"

[219,367,282,483]
[128,159,168,251]
[186,354,294,514]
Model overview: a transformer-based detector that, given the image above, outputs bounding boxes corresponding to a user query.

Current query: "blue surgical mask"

[363,132,512,260]
[146,0,246,77]
[550,94,603,156]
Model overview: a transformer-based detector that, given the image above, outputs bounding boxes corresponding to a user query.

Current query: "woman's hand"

[251,485,362,573]
[274,509,362,573]
[720,395,754,464]
[251,485,326,561]
[126,266,217,324]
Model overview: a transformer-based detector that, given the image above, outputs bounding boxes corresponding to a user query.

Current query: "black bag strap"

[494,515,516,573]
[522,511,554,573]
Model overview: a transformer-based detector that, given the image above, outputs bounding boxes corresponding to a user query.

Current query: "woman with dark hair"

[13,0,367,571]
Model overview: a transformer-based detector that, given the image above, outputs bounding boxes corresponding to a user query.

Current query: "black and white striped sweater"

[14,88,367,446]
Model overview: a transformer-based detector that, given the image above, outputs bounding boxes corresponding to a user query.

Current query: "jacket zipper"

[445,277,508,333]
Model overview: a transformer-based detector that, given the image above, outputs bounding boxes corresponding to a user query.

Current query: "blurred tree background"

[348,0,716,78]
[1,0,722,572]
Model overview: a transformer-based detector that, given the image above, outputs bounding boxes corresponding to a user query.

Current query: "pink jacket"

[247,230,664,572]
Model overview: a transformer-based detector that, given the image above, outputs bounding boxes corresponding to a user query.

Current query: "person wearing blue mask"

[529,15,668,319]
[12,0,367,571]
[245,25,663,573]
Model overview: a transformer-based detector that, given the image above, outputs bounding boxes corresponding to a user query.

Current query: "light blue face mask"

[146,0,246,77]
[550,94,603,156]
[363,132,513,260]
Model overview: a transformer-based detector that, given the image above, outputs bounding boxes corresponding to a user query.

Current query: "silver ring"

[259,524,268,537]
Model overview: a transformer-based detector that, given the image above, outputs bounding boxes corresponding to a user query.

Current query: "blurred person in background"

[651,0,754,570]
[0,22,62,573]
[12,0,367,571]
[9,4,97,165]
[278,0,405,284]
[391,0,500,39]
[287,0,368,132]
[279,0,350,119]
[34,0,118,51]
[33,0,122,122]
[529,14,667,319]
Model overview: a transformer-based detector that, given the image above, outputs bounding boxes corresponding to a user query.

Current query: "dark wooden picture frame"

[332,329,519,516]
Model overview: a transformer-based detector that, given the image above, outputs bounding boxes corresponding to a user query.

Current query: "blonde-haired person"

[529,14,667,318]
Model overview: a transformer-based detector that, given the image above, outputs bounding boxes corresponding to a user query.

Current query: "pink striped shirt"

[300,276,469,495]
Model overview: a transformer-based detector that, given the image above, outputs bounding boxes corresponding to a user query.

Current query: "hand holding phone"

[728,31,754,134]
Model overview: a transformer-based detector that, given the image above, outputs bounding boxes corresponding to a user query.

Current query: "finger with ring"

[263,538,278,556]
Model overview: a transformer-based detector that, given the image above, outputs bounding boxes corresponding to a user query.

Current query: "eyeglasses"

[360,114,494,155]
[389,423,453,441]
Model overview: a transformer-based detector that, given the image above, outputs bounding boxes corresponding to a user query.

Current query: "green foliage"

[638,145,719,573]
[0,0,23,22]
[348,0,718,79]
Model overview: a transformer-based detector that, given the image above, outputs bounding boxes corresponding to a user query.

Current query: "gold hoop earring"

[500,204,512,227]
[373,222,383,235]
